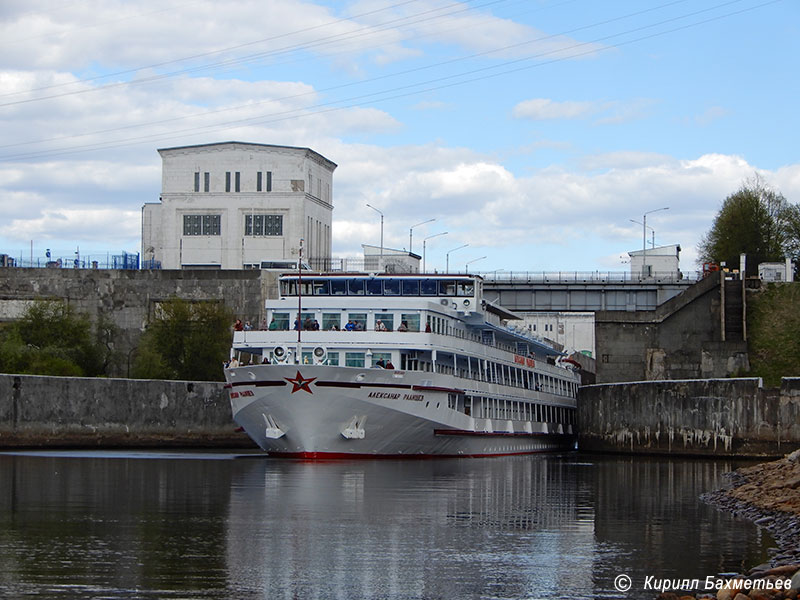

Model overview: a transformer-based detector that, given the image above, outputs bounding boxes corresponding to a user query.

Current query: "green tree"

[0,300,114,377]
[132,298,233,381]
[698,176,791,276]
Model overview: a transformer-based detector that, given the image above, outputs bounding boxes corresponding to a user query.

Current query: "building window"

[225,172,231,192]
[204,172,209,192]
[183,214,221,236]
[235,171,240,192]
[256,171,272,192]
[245,214,283,236]
[194,172,200,192]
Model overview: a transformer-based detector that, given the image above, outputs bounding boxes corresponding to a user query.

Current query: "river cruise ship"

[224,273,579,458]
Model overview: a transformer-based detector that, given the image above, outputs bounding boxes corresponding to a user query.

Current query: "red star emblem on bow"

[284,370,317,394]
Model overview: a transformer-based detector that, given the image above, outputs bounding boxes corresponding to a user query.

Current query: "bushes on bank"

[0,300,117,377]
[131,297,232,382]
[747,283,800,387]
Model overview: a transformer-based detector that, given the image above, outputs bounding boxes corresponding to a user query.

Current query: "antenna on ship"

[296,238,303,364]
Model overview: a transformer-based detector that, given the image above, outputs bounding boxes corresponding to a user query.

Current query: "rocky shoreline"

[657,449,800,600]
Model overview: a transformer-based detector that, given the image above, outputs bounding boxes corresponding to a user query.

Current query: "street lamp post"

[409,218,435,254]
[422,232,448,273]
[446,243,469,273]
[629,219,655,248]
[465,256,486,274]
[366,203,384,261]
[641,207,669,278]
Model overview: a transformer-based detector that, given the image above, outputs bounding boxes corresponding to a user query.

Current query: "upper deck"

[277,273,482,303]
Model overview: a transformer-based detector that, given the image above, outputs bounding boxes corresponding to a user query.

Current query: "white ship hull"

[226,364,576,458]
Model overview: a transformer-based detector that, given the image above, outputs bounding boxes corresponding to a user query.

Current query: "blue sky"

[0,0,798,274]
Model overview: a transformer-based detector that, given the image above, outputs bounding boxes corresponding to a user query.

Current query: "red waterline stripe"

[262,448,574,460]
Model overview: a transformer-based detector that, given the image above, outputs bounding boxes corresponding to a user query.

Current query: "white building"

[142,141,336,269]
[362,245,421,273]
[759,259,795,282]
[518,312,596,358]
[628,244,681,279]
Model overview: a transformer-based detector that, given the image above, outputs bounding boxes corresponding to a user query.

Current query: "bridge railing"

[477,271,700,284]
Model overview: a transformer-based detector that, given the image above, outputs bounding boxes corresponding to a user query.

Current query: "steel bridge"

[478,271,698,312]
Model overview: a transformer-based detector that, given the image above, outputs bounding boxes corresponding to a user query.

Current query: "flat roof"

[157,141,337,169]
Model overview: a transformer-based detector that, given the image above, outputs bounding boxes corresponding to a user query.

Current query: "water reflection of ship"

[225,457,596,599]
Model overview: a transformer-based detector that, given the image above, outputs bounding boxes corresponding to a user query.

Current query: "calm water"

[0,451,771,600]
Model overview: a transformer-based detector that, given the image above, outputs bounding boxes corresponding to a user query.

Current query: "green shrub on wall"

[131,297,233,382]
[0,300,117,377]
[747,283,800,387]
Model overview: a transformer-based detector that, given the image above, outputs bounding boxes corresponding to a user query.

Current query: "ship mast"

[296,238,303,364]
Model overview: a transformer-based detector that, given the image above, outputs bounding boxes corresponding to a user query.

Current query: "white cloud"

[512,98,606,120]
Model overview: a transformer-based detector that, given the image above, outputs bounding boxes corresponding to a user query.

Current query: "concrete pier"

[578,378,800,457]
[0,374,251,448]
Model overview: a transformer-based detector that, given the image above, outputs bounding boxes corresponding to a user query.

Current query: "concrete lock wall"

[578,378,800,457]
[0,374,253,448]
[0,267,278,377]
[594,272,749,384]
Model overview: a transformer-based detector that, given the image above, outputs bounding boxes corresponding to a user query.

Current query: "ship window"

[400,313,419,332]
[348,279,365,295]
[366,279,382,295]
[457,280,475,296]
[322,313,340,331]
[371,352,391,367]
[301,351,312,365]
[345,352,365,367]
[375,314,393,331]
[299,312,316,330]
[330,279,347,295]
[401,279,419,295]
[312,280,330,295]
[280,280,295,296]
[438,280,456,296]
[348,313,367,330]
[383,279,401,295]
[420,279,437,295]
[327,352,339,366]
[270,312,290,330]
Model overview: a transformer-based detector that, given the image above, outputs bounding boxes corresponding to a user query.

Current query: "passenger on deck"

[397,321,408,332]
[345,320,355,331]
[354,320,364,331]
[234,319,244,331]
[375,359,385,368]
[375,319,387,331]
[385,361,395,370]
[268,318,279,330]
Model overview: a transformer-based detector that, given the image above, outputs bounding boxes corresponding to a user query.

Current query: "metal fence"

[1,251,140,270]
[476,270,701,284]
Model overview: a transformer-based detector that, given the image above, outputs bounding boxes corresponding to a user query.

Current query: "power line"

[0,0,678,152]
[0,0,498,105]
[0,0,782,162]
